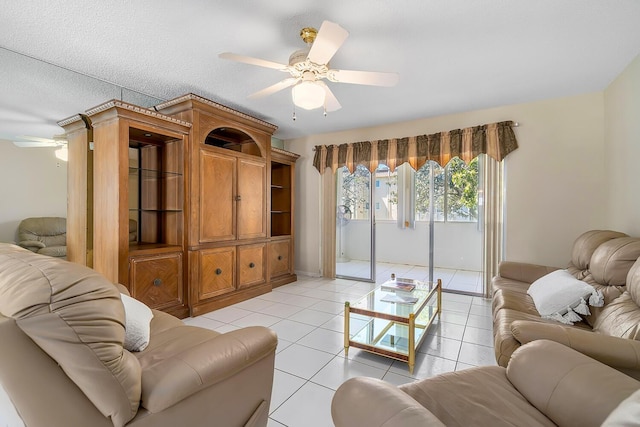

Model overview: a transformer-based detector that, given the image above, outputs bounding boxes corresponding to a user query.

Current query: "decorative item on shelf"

[219,20,399,118]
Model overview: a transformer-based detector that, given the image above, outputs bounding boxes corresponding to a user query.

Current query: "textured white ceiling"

[1,0,640,141]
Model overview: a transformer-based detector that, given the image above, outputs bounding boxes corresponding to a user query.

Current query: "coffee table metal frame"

[344,278,441,374]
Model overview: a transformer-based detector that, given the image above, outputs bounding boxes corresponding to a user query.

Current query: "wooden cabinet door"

[237,158,266,240]
[198,247,236,300]
[237,243,266,289]
[269,239,291,279]
[130,252,182,310]
[200,150,236,243]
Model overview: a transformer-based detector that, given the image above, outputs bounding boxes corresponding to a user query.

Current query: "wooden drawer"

[197,247,236,300]
[237,243,266,289]
[269,240,291,278]
[129,252,182,310]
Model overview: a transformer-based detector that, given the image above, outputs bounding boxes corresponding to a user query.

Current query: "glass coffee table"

[344,277,441,374]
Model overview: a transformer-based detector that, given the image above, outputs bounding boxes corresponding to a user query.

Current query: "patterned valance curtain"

[313,121,518,174]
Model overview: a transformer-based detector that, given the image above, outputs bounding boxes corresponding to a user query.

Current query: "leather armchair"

[17,216,67,258]
[332,340,640,427]
[0,244,277,427]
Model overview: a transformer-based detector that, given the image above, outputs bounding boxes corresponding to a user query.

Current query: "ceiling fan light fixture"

[292,81,325,110]
[55,146,68,162]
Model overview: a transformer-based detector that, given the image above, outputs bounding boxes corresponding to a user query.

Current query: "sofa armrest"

[332,377,445,427]
[38,246,66,258]
[511,320,640,376]
[497,261,559,283]
[17,240,45,251]
[140,326,277,413]
[507,340,640,427]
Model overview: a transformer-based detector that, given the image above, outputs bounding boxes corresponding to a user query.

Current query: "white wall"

[287,91,608,275]
[604,54,640,236]
[0,141,67,243]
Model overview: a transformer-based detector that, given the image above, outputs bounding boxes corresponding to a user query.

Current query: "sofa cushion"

[568,230,628,273]
[593,292,640,339]
[627,257,640,305]
[399,365,556,427]
[527,270,595,320]
[0,244,141,427]
[589,237,640,287]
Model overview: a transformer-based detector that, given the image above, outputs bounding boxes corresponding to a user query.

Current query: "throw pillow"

[602,389,640,426]
[527,269,599,324]
[121,293,153,352]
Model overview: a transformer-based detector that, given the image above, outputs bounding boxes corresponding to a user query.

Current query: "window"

[415,157,479,222]
[373,164,397,220]
[337,165,371,220]
[340,158,479,223]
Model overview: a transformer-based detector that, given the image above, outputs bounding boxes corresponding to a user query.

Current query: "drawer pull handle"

[153,278,162,287]
[215,268,222,275]
[249,262,255,268]
[277,255,283,260]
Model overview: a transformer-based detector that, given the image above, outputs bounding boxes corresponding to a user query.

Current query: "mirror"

[0,47,166,244]
[0,46,164,143]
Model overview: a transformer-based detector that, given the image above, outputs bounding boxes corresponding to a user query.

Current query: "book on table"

[381,279,417,292]
[380,293,419,305]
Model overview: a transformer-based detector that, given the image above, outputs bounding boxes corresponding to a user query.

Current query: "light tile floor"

[183,274,496,427]
[336,260,484,295]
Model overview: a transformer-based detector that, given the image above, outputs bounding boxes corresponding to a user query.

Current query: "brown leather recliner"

[0,244,277,427]
[16,216,67,258]
[492,230,640,375]
[332,340,640,427]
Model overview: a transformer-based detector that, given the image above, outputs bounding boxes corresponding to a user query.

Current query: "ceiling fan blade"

[16,135,55,143]
[307,21,349,65]
[219,52,289,71]
[317,81,342,112]
[12,141,58,148]
[248,78,299,99]
[329,69,399,87]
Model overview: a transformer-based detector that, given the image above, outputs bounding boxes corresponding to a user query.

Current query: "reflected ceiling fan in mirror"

[219,20,399,118]
[12,134,68,161]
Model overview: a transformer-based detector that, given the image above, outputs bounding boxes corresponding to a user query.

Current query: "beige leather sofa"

[16,216,67,258]
[492,230,640,374]
[0,243,277,427]
[332,340,640,427]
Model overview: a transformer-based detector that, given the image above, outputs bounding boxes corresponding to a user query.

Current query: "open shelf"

[270,162,292,237]
[128,130,184,248]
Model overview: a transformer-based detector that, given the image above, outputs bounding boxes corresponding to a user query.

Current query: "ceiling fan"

[219,20,399,115]
[12,134,68,161]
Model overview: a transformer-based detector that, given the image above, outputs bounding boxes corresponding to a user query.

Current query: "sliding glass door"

[335,165,375,282]
[332,157,485,294]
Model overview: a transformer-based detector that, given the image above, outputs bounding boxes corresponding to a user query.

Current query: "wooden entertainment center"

[60,94,299,318]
